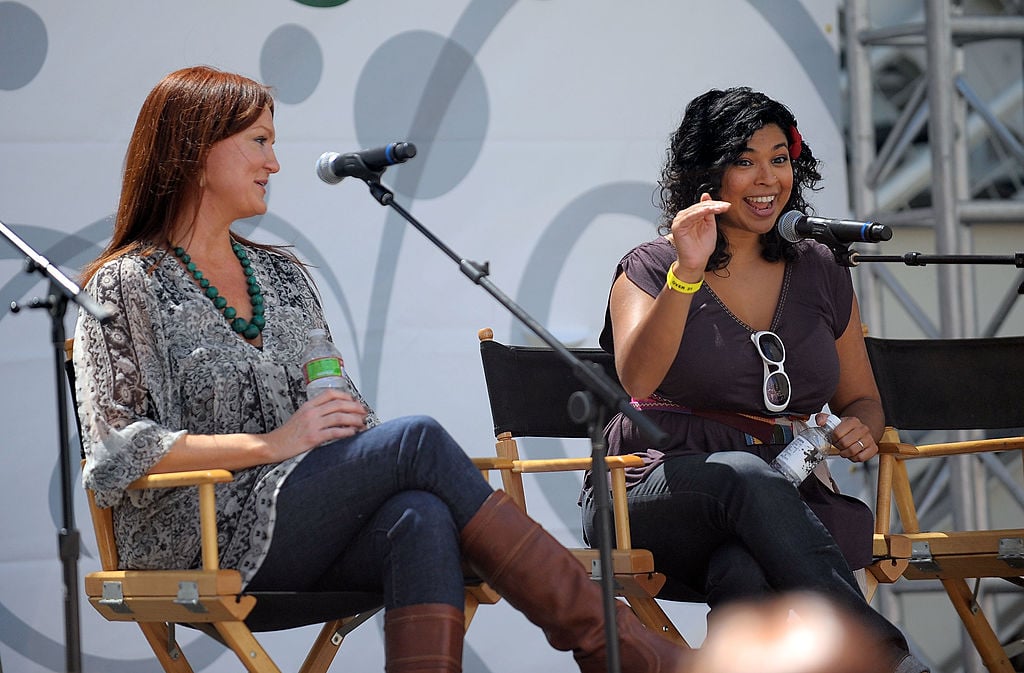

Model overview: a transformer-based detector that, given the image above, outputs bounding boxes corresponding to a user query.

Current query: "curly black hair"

[657,87,823,270]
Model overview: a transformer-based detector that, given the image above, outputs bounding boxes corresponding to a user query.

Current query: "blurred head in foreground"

[696,593,898,673]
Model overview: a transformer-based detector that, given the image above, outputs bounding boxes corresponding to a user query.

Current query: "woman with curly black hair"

[581,87,928,673]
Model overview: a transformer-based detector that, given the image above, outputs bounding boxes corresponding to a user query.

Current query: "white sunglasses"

[750,330,792,413]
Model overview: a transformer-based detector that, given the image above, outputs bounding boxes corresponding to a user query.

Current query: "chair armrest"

[877,427,1024,460]
[471,457,515,470]
[513,455,644,474]
[126,468,234,571]
[876,442,920,457]
[470,457,516,486]
[127,469,234,490]
[910,436,1024,458]
[512,455,642,550]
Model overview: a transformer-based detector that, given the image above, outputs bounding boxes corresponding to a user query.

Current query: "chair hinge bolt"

[998,538,1024,568]
[173,581,208,613]
[909,540,941,572]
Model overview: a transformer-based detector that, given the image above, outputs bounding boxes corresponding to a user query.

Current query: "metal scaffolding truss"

[843,1,1024,671]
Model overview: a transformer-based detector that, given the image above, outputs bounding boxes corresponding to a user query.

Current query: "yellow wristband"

[666,264,704,295]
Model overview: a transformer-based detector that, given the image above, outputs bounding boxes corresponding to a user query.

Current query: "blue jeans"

[582,451,918,667]
[247,415,493,610]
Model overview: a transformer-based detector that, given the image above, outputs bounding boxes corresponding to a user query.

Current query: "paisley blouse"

[74,243,379,585]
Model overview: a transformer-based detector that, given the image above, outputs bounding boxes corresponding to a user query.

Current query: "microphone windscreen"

[777,210,804,243]
[316,152,343,184]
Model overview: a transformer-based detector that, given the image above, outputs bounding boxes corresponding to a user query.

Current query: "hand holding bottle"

[294,328,367,447]
[769,414,841,487]
[265,391,367,457]
[829,415,878,463]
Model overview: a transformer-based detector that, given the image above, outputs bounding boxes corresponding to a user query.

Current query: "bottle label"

[783,436,821,470]
[770,435,823,486]
[304,356,343,383]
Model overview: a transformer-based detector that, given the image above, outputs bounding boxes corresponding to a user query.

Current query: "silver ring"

[856,440,866,450]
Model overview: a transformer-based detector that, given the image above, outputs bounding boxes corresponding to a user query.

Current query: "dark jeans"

[247,415,493,610]
[582,451,923,671]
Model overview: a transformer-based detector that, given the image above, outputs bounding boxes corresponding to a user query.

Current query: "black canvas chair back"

[479,337,619,439]
[864,335,1024,432]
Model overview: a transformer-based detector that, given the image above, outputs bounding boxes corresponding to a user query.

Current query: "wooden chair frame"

[476,328,687,646]
[82,466,385,673]
[67,339,510,672]
[864,335,1024,673]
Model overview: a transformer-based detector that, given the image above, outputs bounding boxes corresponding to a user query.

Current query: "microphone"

[777,210,893,246]
[316,142,417,184]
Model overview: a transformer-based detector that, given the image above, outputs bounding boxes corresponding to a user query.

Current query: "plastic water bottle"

[769,414,841,487]
[301,328,351,399]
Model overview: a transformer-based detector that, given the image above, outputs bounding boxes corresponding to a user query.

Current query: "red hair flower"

[788,125,803,160]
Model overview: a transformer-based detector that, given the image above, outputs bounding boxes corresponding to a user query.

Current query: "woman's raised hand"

[669,192,730,278]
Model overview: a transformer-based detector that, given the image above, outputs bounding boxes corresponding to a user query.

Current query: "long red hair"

[82,66,281,284]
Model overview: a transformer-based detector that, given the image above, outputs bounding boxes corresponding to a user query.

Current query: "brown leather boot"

[460,490,691,673]
[384,603,464,672]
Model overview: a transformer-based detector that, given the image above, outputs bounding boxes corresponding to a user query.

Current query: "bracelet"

[666,264,704,295]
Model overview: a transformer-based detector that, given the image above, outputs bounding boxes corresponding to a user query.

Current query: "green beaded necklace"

[172,241,266,340]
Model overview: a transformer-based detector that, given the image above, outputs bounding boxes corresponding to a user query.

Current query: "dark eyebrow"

[739,142,789,154]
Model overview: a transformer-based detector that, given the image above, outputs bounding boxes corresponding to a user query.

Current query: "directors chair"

[476,327,688,647]
[64,339,508,673]
[865,335,1024,673]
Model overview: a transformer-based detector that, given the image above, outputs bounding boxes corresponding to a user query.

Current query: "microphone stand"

[2,219,115,673]
[347,168,669,673]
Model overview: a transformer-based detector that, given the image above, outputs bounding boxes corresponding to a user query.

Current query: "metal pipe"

[846,0,884,333]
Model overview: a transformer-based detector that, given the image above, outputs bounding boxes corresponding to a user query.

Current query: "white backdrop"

[0,1,846,671]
